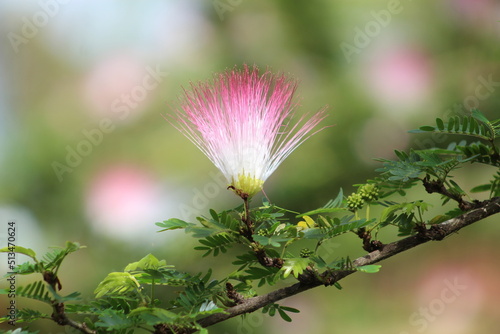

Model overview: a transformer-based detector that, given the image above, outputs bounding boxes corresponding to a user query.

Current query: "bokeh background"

[0,0,500,333]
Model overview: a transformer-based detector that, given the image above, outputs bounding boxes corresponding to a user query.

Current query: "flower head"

[167,65,328,198]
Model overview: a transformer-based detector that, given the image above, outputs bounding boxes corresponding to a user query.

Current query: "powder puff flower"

[166,65,328,199]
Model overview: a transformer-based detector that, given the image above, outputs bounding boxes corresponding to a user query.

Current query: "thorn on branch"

[356,228,384,252]
[43,271,62,290]
[422,175,474,210]
[254,248,283,268]
[226,282,245,305]
[321,273,335,287]
[320,269,354,287]
[297,266,320,285]
[415,222,449,241]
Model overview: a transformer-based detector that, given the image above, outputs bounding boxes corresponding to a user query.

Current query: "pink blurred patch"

[447,0,495,21]
[85,165,163,238]
[366,47,433,111]
[82,54,151,122]
[413,265,485,334]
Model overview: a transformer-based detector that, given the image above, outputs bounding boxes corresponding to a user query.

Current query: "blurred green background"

[0,0,499,333]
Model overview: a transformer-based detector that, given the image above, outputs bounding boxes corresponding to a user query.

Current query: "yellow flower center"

[231,173,264,198]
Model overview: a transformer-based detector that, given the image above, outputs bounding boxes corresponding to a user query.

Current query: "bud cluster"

[300,248,314,258]
[256,229,270,237]
[347,183,380,212]
[359,184,380,201]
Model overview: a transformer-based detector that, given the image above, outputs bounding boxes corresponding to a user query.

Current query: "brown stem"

[254,248,284,268]
[226,282,245,305]
[230,192,284,270]
[228,186,254,241]
[42,272,96,334]
[51,301,96,334]
[154,324,191,334]
[421,175,478,211]
[356,228,384,252]
[242,196,253,237]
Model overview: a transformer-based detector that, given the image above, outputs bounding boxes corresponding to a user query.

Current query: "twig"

[226,282,246,305]
[51,302,96,334]
[356,227,384,252]
[43,272,96,334]
[254,248,284,268]
[422,175,476,210]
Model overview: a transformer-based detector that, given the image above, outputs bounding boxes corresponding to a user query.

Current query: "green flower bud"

[300,248,314,258]
[347,192,364,211]
[257,229,269,237]
[359,184,380,202]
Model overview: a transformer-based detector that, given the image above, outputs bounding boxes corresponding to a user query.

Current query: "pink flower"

[166,65,328,198]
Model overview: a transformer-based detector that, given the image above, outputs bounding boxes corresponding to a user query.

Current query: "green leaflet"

[128,307,178,325]
[94,272,141,298]
[124,253,170,272]
[156,218,195,231]
[252,234,292,247]
[95,309,136,330]
[0,246,37,260]
[281,257,310,278]
[357,265,382,273]
[302,217,375,239]
[409,109,498,142]
[379,201,430,223]
[262,303,300,322]
[195,233,236,257]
